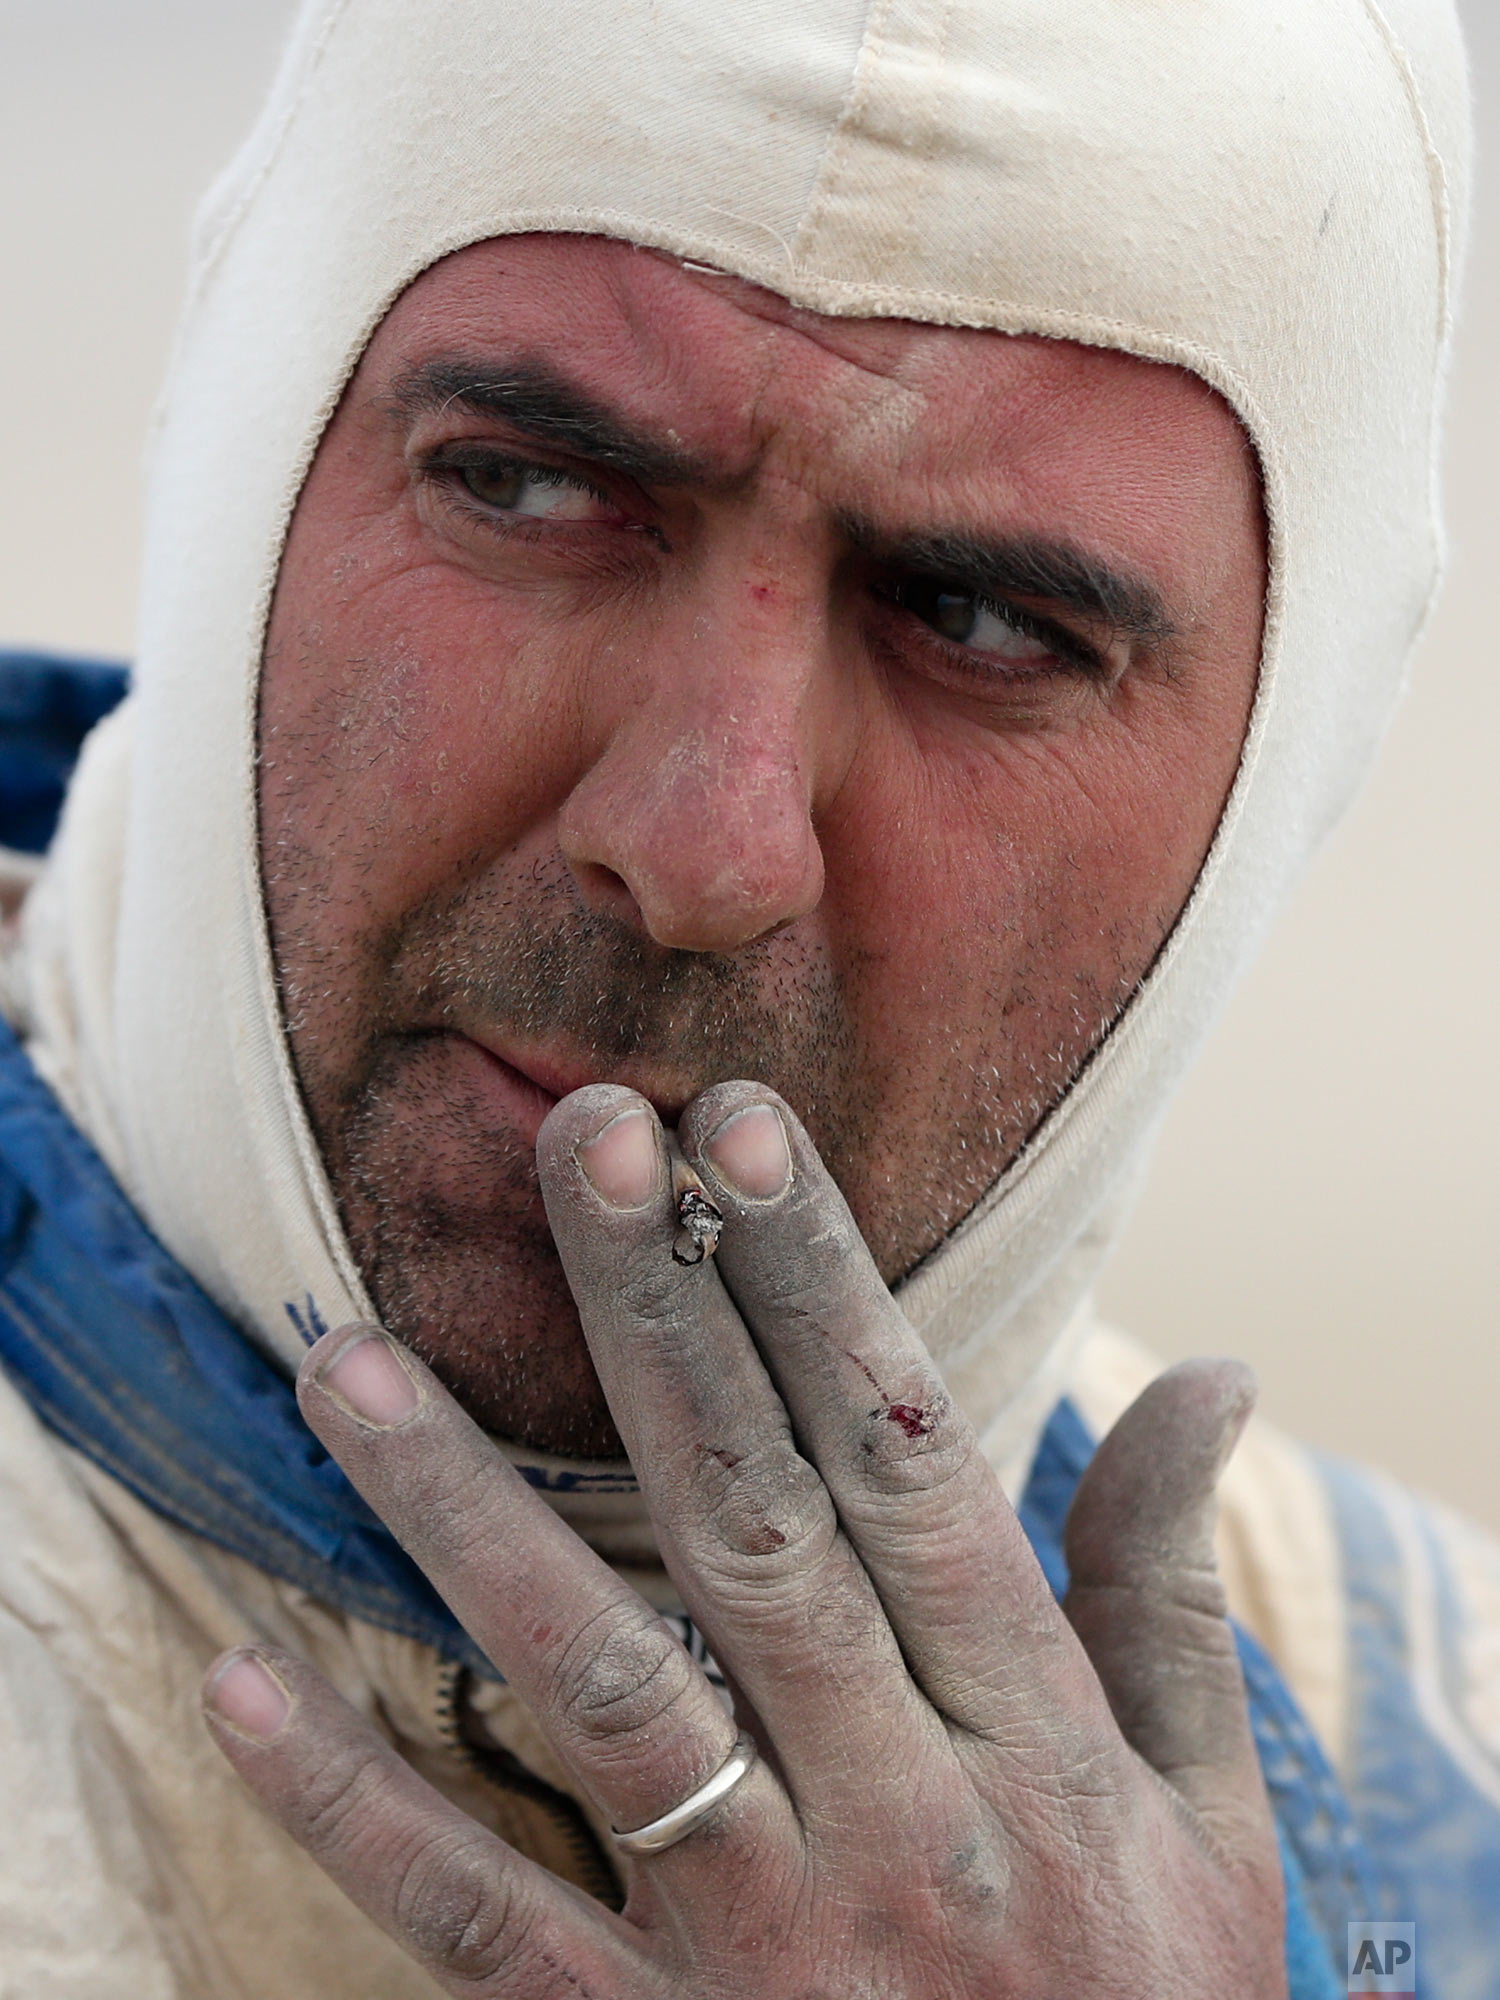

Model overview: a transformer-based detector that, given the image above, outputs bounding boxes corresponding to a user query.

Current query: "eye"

[889,576,1057,667]
[452,455,614,522]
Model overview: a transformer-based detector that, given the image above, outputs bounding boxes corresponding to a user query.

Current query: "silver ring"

[609,1733,757,1857]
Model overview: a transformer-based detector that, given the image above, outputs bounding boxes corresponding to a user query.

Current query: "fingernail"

[577,1105,663,1209]
[207,1651,291,1742]
[704,1104,792,1200]
[318,1331,421,1428]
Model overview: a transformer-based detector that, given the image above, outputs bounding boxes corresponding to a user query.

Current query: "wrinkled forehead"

[362,234,1247,452]
[326,231,1263,591]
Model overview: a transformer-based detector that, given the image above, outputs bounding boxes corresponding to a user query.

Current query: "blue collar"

[0,1011,497,1680]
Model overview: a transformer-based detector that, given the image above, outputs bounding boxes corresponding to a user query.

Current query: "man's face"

[259,235,1264,1458]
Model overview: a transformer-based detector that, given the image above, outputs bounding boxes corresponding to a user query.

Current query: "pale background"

[2,1,1496,1528]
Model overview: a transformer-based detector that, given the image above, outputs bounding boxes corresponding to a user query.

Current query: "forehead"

[352,234,1252,536]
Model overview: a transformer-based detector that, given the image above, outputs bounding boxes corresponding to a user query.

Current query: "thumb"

[1062,1359,1269,1846]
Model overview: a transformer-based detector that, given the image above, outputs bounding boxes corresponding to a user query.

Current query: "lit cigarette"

[666,1144,724,1266]
[672,1182,724,1266]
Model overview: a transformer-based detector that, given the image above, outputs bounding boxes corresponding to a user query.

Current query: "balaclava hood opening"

[16,0,1471,1539]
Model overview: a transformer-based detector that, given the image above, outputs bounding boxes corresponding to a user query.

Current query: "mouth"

[451,1028,696,1147]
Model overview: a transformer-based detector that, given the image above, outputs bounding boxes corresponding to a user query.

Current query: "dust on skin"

[258,237,1265,1457]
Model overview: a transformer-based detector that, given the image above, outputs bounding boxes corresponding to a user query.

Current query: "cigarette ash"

[672,1186,724,1266]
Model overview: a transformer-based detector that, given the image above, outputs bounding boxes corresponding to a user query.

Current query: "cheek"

[820,687,1245,1050]
[260,534,592,926]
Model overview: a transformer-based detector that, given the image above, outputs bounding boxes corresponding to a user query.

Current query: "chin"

[415,1316,624,1461]
[357,1213,626,1459]
[318,1034,625,1457]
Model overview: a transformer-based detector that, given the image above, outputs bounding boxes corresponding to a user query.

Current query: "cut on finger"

[535,1086,939,1819]
[676,1082,1107,1747]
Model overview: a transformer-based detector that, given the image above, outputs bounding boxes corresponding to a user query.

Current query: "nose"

[557,598,834,954]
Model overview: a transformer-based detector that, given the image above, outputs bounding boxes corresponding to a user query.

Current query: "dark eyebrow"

[393,357,1176,644]
[844,521,1177,646]
[389,356,713,486]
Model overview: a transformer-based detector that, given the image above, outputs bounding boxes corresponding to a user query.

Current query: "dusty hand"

[203,1082,1287,1996]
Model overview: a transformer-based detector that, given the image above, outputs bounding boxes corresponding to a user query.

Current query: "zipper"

[436,1661,624,1911]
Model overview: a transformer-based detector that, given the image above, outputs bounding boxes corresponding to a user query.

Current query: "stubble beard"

[270,849,1138,1460]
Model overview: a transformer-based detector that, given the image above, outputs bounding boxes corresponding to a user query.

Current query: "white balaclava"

[17,0,1471,1536]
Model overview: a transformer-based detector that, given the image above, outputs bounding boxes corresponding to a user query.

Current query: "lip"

[453,1029,696,1141]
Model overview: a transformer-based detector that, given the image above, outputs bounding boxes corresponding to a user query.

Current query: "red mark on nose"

[885,1403,934,1439]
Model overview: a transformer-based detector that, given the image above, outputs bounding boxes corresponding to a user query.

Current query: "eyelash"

[418,447,1109,684]
[874,584,1106,683]
[419,448,619,522]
